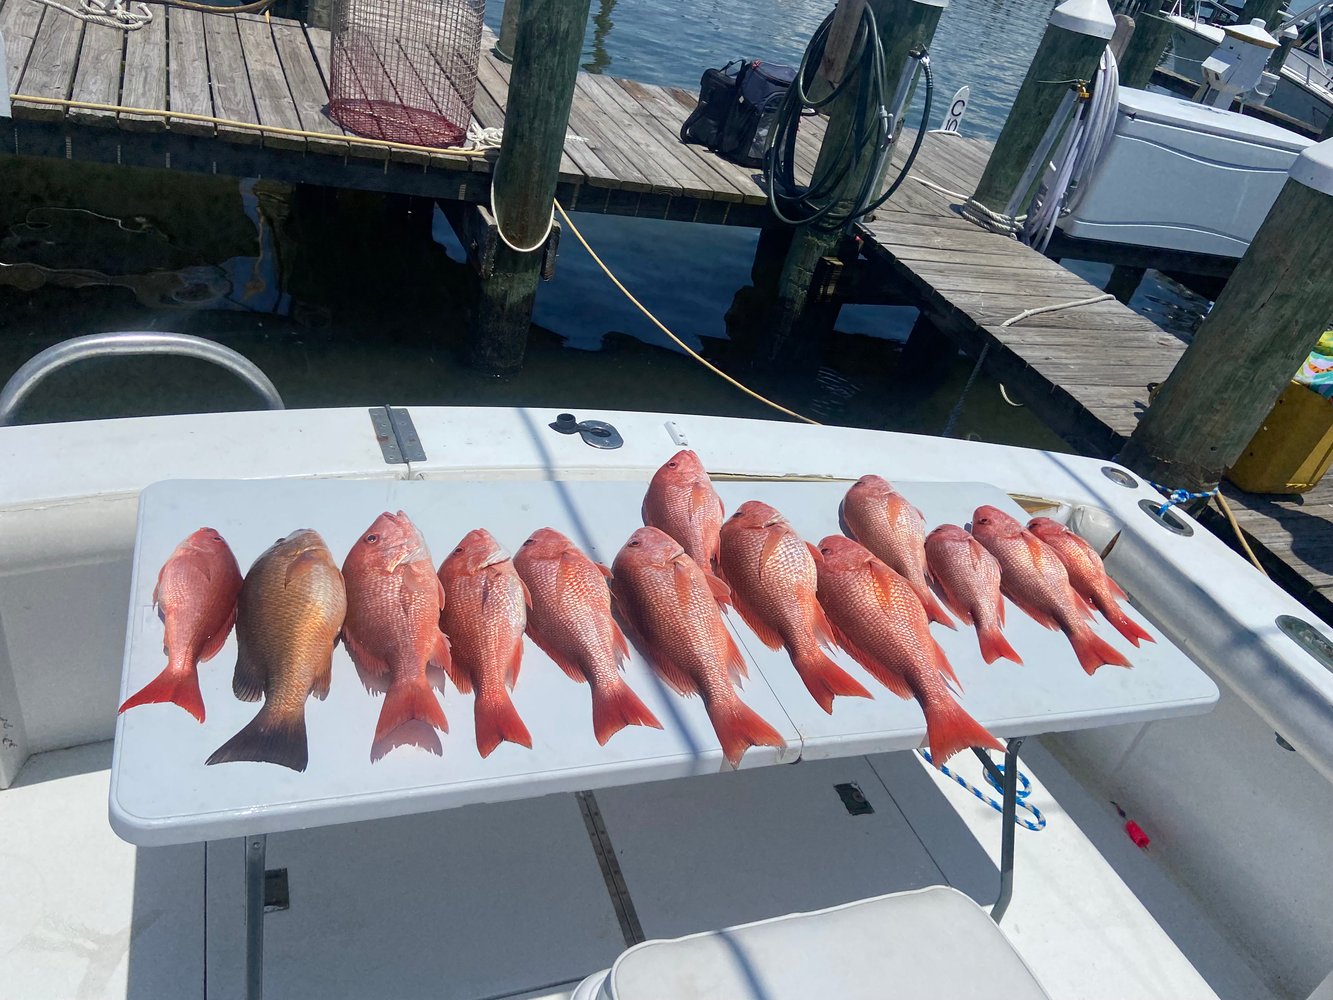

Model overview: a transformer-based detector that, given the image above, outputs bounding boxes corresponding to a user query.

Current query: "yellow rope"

[7,94,490,158]
[552,200,820,426]
[1214,491,1269,577]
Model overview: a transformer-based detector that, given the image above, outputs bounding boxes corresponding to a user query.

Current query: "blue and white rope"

[918,749,1047,831]
[1148,480,1219,516]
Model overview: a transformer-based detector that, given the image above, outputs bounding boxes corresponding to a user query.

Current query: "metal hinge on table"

[368,406,427,465]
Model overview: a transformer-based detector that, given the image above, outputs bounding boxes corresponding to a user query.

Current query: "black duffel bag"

[680,59,796,168]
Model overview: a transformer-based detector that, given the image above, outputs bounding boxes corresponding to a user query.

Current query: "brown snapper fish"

[641,449,732,604]
[341,511,453,762]
[207,529,347,771]
[612,526,785,767]
[119,527,243,722]
[514,528,662,745]
[718,500,871,713]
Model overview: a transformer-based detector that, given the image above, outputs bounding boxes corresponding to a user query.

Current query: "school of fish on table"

[118,450,1153,772]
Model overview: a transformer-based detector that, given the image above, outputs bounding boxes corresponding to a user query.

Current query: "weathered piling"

[1110,13,1136,61]
[1118,141,1333,491]
[1240,0,1286,33]
[495,0,520,63]
[764,0,947,367]
[1118,1,1175,90]
[969,0,1115,218]
[472,0,591,375]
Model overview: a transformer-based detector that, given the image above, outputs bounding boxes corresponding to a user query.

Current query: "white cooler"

[1058,87,1313,257]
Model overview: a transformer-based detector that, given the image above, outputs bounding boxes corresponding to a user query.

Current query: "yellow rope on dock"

[6,94,491,158]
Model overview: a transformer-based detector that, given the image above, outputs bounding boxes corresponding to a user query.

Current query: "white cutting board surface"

[109,478,1217,845]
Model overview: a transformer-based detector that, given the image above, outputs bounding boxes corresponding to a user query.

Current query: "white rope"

[999,293,1114,327]
[30,0,151,29]
[491,181,555,254]
[465,123,503,150]
[913,177,1029,237]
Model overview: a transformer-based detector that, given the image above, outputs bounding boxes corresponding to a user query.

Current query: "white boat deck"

[3,737,1277,1000]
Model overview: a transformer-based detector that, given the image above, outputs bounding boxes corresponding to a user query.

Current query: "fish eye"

[628,539,640,547]
[365,533,379,544]
[454,546,463,554]
[820,546,830,554]
[667,460,678,468]
[522,538,534,546]
[212,535,222,542]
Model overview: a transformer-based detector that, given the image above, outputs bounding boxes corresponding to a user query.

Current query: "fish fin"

[1107,576,1128,600]
[934,582,974,627]
[866,559,901,602]
[811,601,838,650]
[119,668,206,723]
[526,621,587,684]
[436,636,472,695]
[724,630,749,684]
[1022,532,1049,566]
[703,692,786,768]
[474,687,532,757]
[341,629,392,679]
[311,652,334,701]
[504,637,524,689]
[1069,625,1132,674]
[590,679,663,745]
[371,720,443,763]
[921,695,1004,766]
[995,590,1006,628]
[197,604,239,664]
[206,707,308,772]
[520,577,534,613]
[790,648,873,714]
[976,623,1023,666]
[728,589,784,651]
[1097,599,1154,646]
[759,529,784,570]
[689,482,712,518]
[672,558,695,606]
[282,550,326,587]
[231,643,267,703]
[919,586,957,630]
[838,498,855,541]
[806,541,824,567]
[931,637,962,689]
[375,677,447,745]
[611,619,631,667]
[428,630,454,676]
[826,622,913,700]
[705,570,733,608]
[647,654,700,697]
[1003,590,1062,632]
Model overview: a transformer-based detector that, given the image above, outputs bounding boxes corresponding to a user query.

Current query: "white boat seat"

[571,885,1053,1000]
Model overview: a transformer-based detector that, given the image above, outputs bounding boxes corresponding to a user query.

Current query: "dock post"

[1239,0,1284,32]
[1117,141,1333,492]
[764,0,946,368]
[1118,1,1175,89]
[0,26,8,119]
[1110,13,1136,61]
[494,0,520,63]
[472,0,590,374]
[969,0,1115,219]
[1104,264,1145,304]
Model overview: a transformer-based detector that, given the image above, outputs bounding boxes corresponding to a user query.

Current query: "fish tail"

[790,648,872,714]
[922,694,1004,765]
[590,680,663,745]
[975,623,1023,666]
[1098,600,1154,647]
[1069,625,1132,674]
[206,706,308,772]
[374,677,448,746]
[474,686,532,758]
[118,665,206,723]
[704,693,786,768]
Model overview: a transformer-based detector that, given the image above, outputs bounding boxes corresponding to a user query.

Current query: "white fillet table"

[110,478,1220,999]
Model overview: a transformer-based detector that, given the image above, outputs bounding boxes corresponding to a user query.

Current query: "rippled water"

[0,0,1208,445]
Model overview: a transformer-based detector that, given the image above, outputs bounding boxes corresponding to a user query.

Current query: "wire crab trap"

[327,0,485,148]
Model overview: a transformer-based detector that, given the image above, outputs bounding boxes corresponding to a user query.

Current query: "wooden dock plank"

[67,19,123,127]
[269,19,347,156]
[167,8,215,136]
[202,13,262,144]
[574,75,682,193]
[14,5,85,120]
[119,6,167,131]
[235,13,305,151]
[1,0,47,102]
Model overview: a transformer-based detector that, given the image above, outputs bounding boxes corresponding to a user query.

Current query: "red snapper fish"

[717,500,871,712]
[1027,517,1153,647]
[612,526,785,767]
[840,475,955,628]
[438,529,533,757]
[924,524,1023,666]
[641,449,732,603]
[971,506,1130,675]
[514,527,662,745]
[341,511,452,761]
[814,536,1004,764]
[119,527,243,722]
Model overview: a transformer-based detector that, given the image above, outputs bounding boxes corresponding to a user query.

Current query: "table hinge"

[368,406,427,465]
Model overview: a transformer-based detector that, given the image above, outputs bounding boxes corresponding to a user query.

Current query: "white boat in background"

[3,333,1333,1000]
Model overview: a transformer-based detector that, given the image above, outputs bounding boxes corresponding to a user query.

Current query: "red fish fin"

[119,668,206,723]
[922,696,1005,765]
[728,590,783,651]
[504,637,524,689]
[311,653,334,701]
[1022,532,1049,565]
[758,529,784,570]
[611,620,631,667]
[689,482,712,517]
[283,549,327,586]
[995,591,1006,628]
[519,577,534,613]
[646,654,699,697]
[724,629,749,684]
[1004,590,1061,632]
[341,630,391,691]
[790,649,873,714]
[375,678,447,745]
[1069,626,1132,675]
[371,720,443,763]
[826,622,913,700]
[920,587,957,630]
[526,622,587,683]
[977,623,1023,666]
[231,647,267,702]
[596,562,614,581]
[934,583,974,627]
[931,638,961,689]
[811,602,838,649]
[672,558,695,606]
[1108,577,1128,600]
[704,693,786,768]
[197,604,239,664]
[806,541,824,567]
[474,688,532,758]
[705,571,733,608]
[428,631,454,675]
[1100,603,1154,646]
[206,707,308,772]
[590,680,663,745]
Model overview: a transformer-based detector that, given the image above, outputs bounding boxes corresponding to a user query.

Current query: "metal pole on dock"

[473,0,591,374]
[1118,141,1333,492]
[969,0,1115,218]
[1117,0,1175,90]
[763,0,947,368]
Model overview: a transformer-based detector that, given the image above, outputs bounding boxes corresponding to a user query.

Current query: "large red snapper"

[924,524,1023,666]
[641,449,731,603]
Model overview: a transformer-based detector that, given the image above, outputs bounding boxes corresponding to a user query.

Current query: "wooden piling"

[970,0,1115,216]
[1110,13,1136,61]
[472,0,591,375]
[1118,5,1175,90]
[764,0,947,368]
[1104,263,1145,304]
[495,0,520,63]
[1239,0,1285,32]
[1118,142,1333,491]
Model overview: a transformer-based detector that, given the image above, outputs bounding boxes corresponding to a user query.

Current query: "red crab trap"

[327,0,485,148]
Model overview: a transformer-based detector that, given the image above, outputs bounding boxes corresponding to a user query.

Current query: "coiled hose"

[764,5,934,231]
